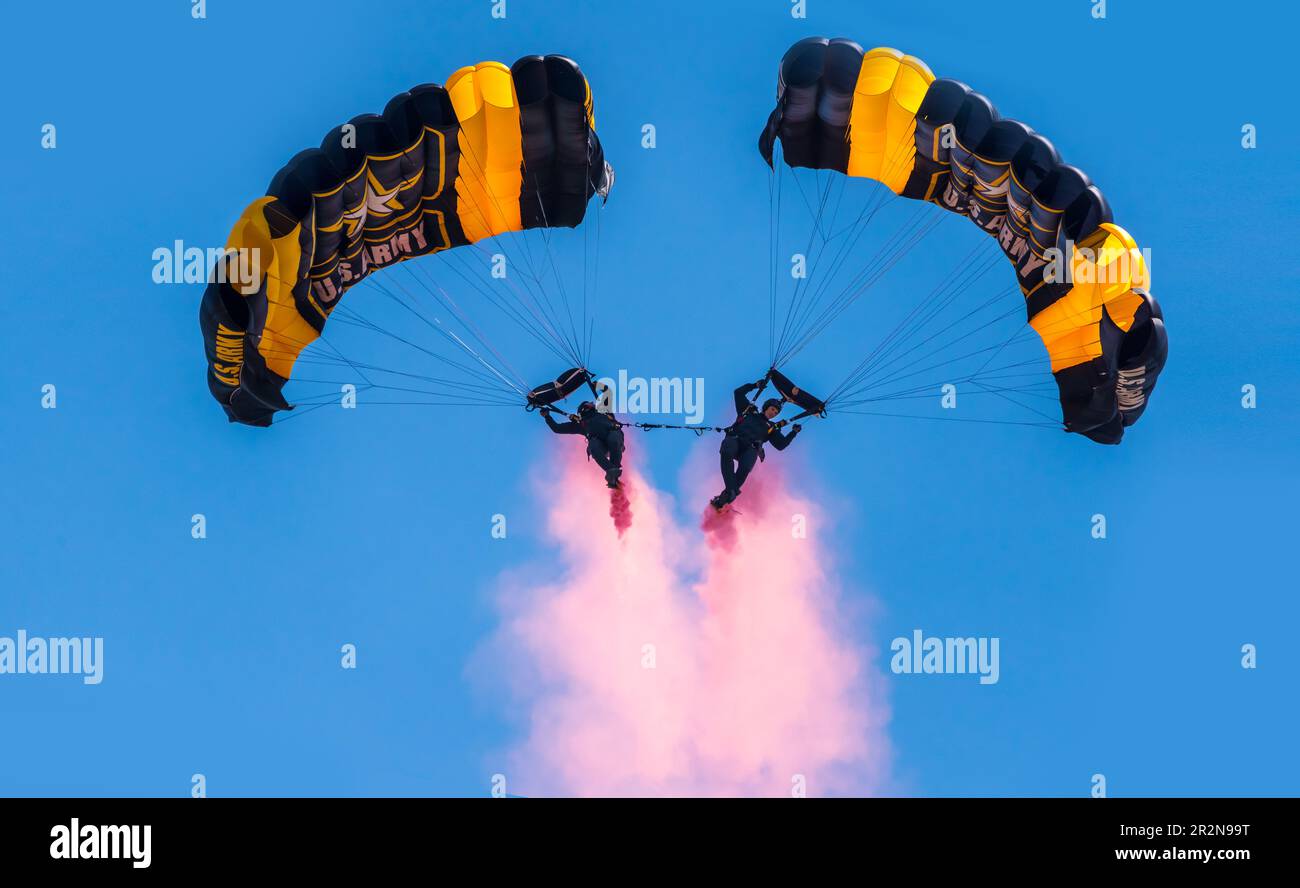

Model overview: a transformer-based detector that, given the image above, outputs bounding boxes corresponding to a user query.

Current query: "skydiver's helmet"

[762,398,784,418]
[578,401,597,414]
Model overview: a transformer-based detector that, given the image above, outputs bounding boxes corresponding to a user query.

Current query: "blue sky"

[2,0,1297,796]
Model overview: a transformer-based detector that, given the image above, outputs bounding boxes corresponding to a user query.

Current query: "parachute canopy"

[759,38,1167,444]
[201,55,613,427]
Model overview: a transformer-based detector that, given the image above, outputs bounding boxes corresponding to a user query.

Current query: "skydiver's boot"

[605,467,622,489]
[710,488,737,511]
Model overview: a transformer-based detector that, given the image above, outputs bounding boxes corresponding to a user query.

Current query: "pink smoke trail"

[477,445,891,797]
[608,484,633,537]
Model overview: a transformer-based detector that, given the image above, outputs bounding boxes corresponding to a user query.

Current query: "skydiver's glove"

[792,424,802,433]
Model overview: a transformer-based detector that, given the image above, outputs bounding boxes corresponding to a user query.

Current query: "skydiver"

[710,379,801,510]
[543,401,626,488]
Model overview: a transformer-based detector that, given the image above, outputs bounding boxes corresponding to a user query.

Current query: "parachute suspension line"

[450,131,590,367]
[846,298,1033,399]
[580,148,597,369]
[583,172,591,362]
[847,277,1015,393]
[250,320,375,394]
[840,382,1058,406]
[774,170,856,359]
[354,270,529,395]
[245,316,499,423]
[376,269,523,381]
[413,246,577,368]
[524,133,608,371]
[771,164,843,365]
[285,382,519,409]
[771,123,944,369]
[790,166,946,343]
[812,229,1067,429]
[837,337,1044,404]
[312,331,376,393]
[396,235,556,355]
[587,194,604,363]
[795,197,941,358]
[771,168,826,363]
[274,397,526,424]
[261,326,520,431]
[309,312,517,400]
[487,228,579,361]
[836,350,1053,397]
[847,349,1053,414]
[956,297,1054,386]
[315,273,532,403]
[788,166,839,242]
[525,172,587,367]
[768,146,807,365]
[568,143,606,372]
[269,341,525,425]
[465,236,582,368]
[767,125,887,363]
[378,270,531,398]
[778,206,945,367]
[326,296,525,403]
[429,319,530,401]
[279,360,525,404]
[860,247,1011,376]
[835,408,1059,430]
[768,161,777,362]
[776,196,939,367]
[781,201,925,359]
[835,259,1122,417]
[786,176,890,320]
[769,157,788,363]
[834,355,1059,407]
[968,379,1064,424]
[823,239,1010,403]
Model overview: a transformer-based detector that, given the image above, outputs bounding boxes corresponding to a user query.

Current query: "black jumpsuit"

[718,383,798,501]
[545,408,626,485]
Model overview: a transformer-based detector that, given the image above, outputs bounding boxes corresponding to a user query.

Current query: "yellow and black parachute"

[200,55,612,427]
[759,38,1167,444]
